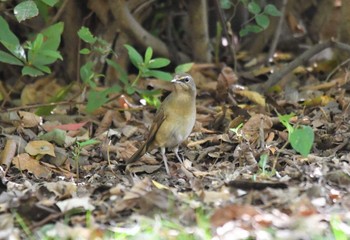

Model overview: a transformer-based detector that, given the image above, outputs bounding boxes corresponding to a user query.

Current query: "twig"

[267,0,288,64]
[213,0,237,70]
[49,0,69,24]
[1,100,83,113]
[325,57,350,82]
[260,40,350,93]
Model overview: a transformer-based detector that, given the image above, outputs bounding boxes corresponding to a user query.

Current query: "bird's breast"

[155,102,196,148]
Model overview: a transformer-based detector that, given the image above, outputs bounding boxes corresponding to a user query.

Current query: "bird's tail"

[126,143,148,163]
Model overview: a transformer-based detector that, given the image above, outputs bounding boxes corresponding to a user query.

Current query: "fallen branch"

[260,40,350,93]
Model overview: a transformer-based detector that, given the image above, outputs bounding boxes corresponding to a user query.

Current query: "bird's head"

[171,73,196,95]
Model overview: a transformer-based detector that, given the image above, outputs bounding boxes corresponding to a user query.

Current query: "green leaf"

[86,90,108,112]
[175,62,194,73]
[258,153,269,173]
[106,59,130,86]
[255,14,270,29]
[0,16,26,60]
[220,0,232,9]
[124,44,143,68]
[78,27,97,44]
[32,33,44,51]
[264,4,281,16]
[143,70,172,81]
[86,85,121,112]
[80,48,91,54]
[41,0,59,7]
[105,84,122,95]
[278,113,295,134]
[239,24,263,36]
[39,49,63,60]
[80,62,96,88]
[34,64,51,74]
[41,22,64,50]
[86,87,120,113]
[248,1,261,14]
[289,125,314,156]
[39,129,66,146]
[126,85,136,95]
[77,139,100,148]
[137,89,162,108]
[0,50,24,66]
[330,216,348,240]
[14,0,39,22]
[27,22,64,68]
[22,66,44,77]
[147,58,170,69]
[144,47,153,64]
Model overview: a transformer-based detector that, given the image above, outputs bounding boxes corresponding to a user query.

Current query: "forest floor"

[1,58,350,240]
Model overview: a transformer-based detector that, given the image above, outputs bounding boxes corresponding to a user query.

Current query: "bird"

[127,73,197,175]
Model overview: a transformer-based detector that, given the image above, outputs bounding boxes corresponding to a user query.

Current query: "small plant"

[258,153,275,177]
[124,44,173,84]
[278,113,314,156]
[0,16,63,76]
[78,26,194,111]
[72,139,100,178]
[230,123,244,138]
[78,26,122,112]
[237,0,281,36]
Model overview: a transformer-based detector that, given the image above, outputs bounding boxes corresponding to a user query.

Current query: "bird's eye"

[183,77,190,82]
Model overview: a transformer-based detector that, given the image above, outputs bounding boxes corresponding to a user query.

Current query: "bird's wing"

[145,107,166,148]
[126,108,166,163]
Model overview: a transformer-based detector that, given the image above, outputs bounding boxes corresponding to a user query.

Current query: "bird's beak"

[171,78,178,83]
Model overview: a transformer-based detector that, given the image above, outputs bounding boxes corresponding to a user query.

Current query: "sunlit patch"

[140,99,147,106]
[222,37,228,47]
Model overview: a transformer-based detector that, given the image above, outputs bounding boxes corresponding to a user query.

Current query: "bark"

[61,0,83,82]
[187,0,211,62]
[108,0,190,63]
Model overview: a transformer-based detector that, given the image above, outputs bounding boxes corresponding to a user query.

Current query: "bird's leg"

[161,147,170,175]
[173,146,183,163]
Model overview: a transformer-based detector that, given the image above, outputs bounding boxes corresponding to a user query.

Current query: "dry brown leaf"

[126,162,162,174]
[44,181,77,199]
[242,114,273,142]
[12,153,51,178]
[95,110,115,136]
[21,77,62,105]
[303,95,334,107]
[216,66,238,102]
[211,204,261,227]
[123,177,153,200]
[0,139,17,169]
[235,89,266,107]
[25,140,56,157]
[18,111,42,128]
[201,190,231,204]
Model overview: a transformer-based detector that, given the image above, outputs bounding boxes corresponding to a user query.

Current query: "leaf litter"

[0,64,350,239]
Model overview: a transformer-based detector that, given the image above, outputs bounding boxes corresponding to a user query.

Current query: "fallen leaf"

[12,153,51,178]
[18,111,42,128]
[56,197,95,212]
[235,89,266,107]
[44,121,88,132]
[211,204,261,227]
[25,140,56,157]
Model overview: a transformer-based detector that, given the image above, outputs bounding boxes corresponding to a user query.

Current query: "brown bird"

[127,73,196,175]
